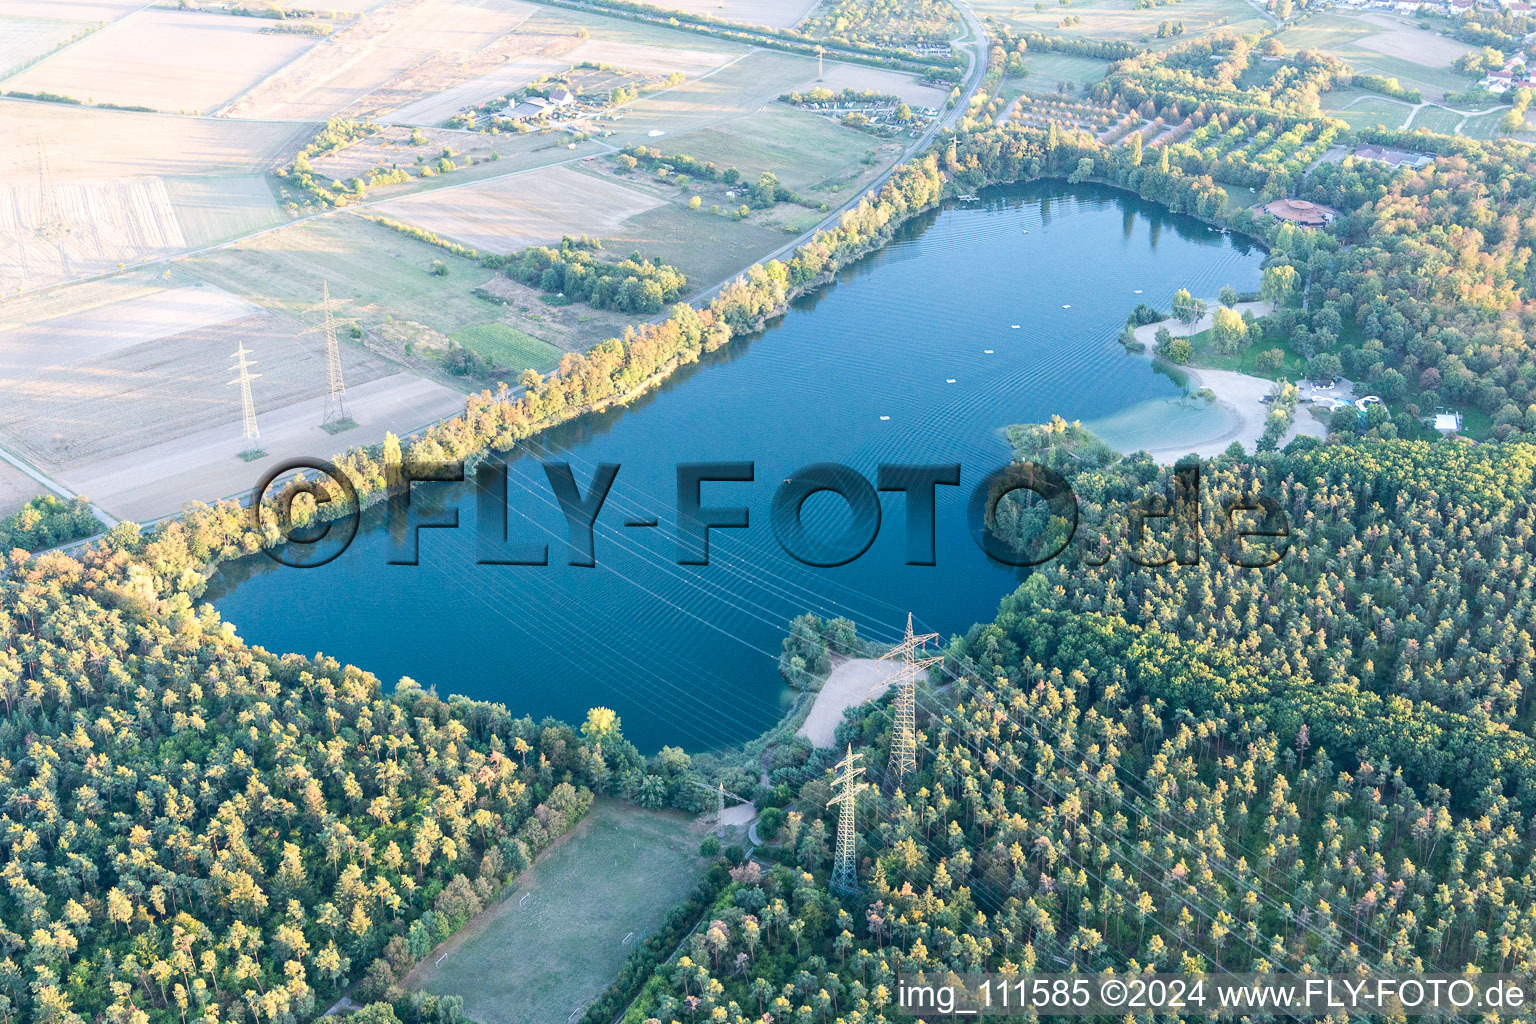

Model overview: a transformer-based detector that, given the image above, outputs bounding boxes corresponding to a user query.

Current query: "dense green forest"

[0,496,101,554]
[605,439,1536,1024]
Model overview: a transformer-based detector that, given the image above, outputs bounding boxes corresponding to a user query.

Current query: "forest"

[597,438,1536,1024]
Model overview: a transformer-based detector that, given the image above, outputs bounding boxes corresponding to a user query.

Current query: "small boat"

[879,415,891,421]
[983,349,994,354]
[1134,289,1143,294]
[1010,324,1021,329]
[946,378,957,383]
[1062,304,1072,309]
[957,193,980,201]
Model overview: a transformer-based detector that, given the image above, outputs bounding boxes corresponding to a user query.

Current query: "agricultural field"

[0,174,187,295]
[794,61,952,106]
[449,323,563,372]
[65,370,466,522]
[473,273,637,352]
[1278,11,1473,98]
[1022,53,1113,92]
[0,99,307,182]
[406,801,707,1024]
[602,202,801,288]
[374,163,665,255]
[0,283,400,472]
[7,9,319,114]
[1324,94,1414,130]
[162,175,284,249]
[0,15,89,77]
[0,460,39,519]
[972,0,1267,44]
[598,49,820,139]
[181,214,508,336]
[1460,109,1506,140]
[224,0,547,121]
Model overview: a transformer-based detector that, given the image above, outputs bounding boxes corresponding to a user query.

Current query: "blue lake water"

[207,180,1264,752]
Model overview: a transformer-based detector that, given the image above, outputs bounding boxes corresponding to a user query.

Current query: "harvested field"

[0,0,145,22]
[374,163,664,253]
[225,0,548,121]
[602,48,803,139]
[792,62,950,105]
[0,300,399,475]
[8,9,318,114]
[1356,27,1470,66]
[0,15,87,77]
[0,285,255,377]
[0,98,308,181]
[163,174,283,249]
[0,460,41,519]
[60,372,466,523]
[566,36,739,77]
[0,175,187,294]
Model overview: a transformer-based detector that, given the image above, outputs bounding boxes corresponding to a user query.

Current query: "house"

[547,87,576,107]
[1354,144,1433,167]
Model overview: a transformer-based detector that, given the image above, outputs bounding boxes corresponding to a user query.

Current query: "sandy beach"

[1125,300,1327,462]
[797,657,902,748]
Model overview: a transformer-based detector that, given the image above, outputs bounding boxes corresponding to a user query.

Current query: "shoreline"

[1123,300,1327,462]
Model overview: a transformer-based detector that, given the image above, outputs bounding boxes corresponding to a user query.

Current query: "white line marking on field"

[519,892,531,907]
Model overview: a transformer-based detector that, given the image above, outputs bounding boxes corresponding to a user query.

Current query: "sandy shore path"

[797,657,903,748]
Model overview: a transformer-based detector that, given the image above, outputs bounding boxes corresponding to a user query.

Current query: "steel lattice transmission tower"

[230,343,262,448]
[879,613,941,783]
[303,281,358,429]
[827,745,869,895]
[34,138,67,241]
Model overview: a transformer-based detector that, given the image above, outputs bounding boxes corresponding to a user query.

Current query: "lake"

[207,180,1265,752]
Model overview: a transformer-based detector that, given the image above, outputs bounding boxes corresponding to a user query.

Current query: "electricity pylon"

[34,138,67,241]
[827,745,868,896]
[302,282,357,429]
[230,343,261,448]
[878,613,941,784]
